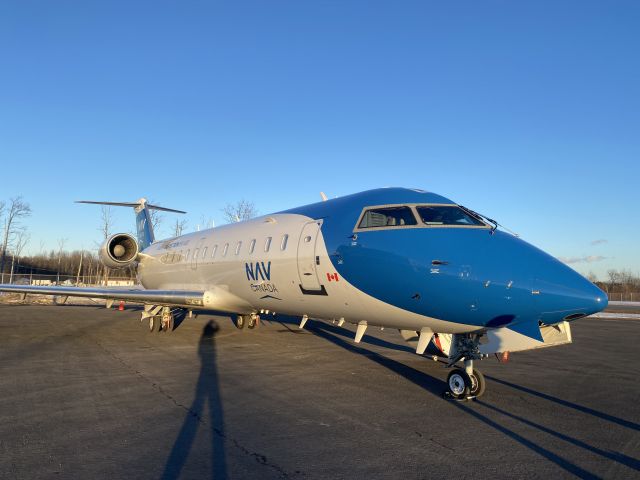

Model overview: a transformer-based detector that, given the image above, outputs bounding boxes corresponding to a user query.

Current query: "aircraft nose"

[534,257,608,323]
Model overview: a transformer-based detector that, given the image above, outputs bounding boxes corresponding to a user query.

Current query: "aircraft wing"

[0,284,205,307]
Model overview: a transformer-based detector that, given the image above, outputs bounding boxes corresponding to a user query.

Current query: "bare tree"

[148,199,164,236]
[99,206,113,240]
[9,229,30,284]
[222,200,257,223]
[98,206,113,286]
[56,238,67,284]
[173,218,188,237]
[0,197,32,282]
[197,214,215,231]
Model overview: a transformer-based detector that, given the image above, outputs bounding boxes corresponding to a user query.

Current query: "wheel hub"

[448,373,466,396]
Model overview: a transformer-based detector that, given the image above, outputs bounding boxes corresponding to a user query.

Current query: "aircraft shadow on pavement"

[271,314,415,354]
[295,319,639,478]
[161,320,227,479]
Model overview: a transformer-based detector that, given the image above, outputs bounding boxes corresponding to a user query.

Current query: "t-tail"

[76,198,186,250]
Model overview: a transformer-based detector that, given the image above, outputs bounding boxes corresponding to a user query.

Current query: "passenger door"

[297,221,323,292]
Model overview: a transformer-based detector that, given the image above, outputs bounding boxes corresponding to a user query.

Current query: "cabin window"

[358,206,417,228]
[249,239,256,254]
[416,206,486,227]
[264,237,272,252]
[222,243,229,256]
[235,241,242,255]
[202,246,208,258]
[281,234,289,251]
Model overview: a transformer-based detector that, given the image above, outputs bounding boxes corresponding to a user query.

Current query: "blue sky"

[0,1,637,279]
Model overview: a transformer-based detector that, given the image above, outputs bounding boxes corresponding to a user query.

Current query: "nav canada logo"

[245,261,281,299]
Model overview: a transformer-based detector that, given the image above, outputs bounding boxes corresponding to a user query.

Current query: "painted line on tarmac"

[587,312,640,320]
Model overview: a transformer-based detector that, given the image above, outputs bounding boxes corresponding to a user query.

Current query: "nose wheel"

[446,367,485,399]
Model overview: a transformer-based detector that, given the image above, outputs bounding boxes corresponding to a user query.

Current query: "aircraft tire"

[469,369,486,398]
[235,315,246,329]
[248,315,257,329]
[447,368,471,399]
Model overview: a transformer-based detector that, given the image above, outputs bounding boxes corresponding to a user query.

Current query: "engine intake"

[99,233,139,269]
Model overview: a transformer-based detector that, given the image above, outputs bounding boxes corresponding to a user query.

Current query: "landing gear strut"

[247,313,259,329]
[445,334,486,400]
[160,306,174,332]
[149,315,159,332]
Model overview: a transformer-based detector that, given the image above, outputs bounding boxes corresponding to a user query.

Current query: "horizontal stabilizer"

[77,198,186,249]
[75,200,186,214]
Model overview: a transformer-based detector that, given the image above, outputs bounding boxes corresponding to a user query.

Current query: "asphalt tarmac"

[0,304,638,479]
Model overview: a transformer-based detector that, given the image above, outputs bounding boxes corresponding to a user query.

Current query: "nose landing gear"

[446,360,486,400]
[444,334,486,400]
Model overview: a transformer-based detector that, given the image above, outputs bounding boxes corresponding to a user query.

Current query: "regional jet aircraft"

[0,188,608,399]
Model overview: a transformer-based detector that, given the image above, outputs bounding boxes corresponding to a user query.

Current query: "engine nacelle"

[99,233,139,269]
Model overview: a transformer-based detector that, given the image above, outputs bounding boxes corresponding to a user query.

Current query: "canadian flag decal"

[327,272,339,282]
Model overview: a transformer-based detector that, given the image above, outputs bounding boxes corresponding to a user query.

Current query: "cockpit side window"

[417,206,486,226]
[358,206,417,229]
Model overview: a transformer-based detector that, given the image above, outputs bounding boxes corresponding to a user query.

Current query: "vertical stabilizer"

[76,199,186,250]
[134,199,155,249]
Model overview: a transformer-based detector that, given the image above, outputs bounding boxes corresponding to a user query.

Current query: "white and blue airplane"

[0,188,608,399]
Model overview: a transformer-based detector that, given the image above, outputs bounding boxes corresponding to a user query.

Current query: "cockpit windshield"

[416,206,486,226]
[358,206,417,228]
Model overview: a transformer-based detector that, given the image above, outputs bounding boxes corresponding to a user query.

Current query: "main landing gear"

[235,313,260,330]
[445,334,486,401]
[143,306,175,333]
